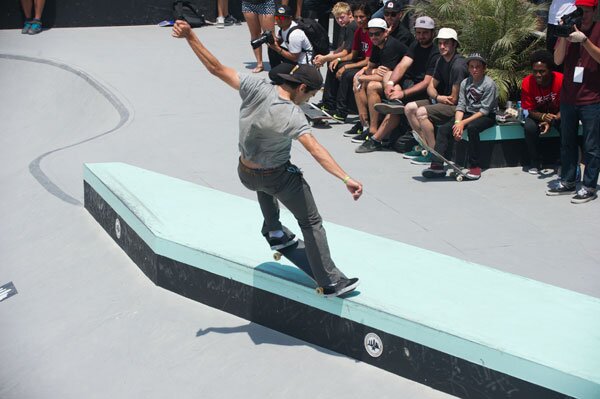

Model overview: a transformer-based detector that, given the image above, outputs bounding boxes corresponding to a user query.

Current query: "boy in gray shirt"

[172,20,362,297]
[423,53,497,180]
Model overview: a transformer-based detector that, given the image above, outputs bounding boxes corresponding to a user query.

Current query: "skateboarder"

[172,20,362,297]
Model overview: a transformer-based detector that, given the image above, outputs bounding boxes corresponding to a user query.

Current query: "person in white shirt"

[268,5,314,66]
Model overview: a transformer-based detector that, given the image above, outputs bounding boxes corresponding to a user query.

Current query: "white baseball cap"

[435,27,460,46]
[367,18,388,30]
[414,16,435,30]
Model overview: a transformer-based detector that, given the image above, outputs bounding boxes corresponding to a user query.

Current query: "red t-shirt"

[351,28,373,59]
[521,71,563,114]
[561,22,600,105]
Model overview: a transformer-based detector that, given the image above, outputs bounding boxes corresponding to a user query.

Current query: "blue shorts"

[242,0,276,15]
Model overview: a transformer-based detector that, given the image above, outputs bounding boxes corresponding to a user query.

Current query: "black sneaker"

[351,129,371,143]
[224,15,241,25]
[355,138,383,153]
[343,122,362,137]
[266,231,298,250]
[313,102,334,114]
[374,100,405,115]
[321,277,359,298]
[422,163,446,178]
[571,187,598,204]
[546,181,576,196]
[332,111,347,122]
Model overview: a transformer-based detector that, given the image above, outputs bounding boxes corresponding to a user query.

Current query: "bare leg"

[367,81,384,133]
[258,14,275,68]
[355,85,369,128]
[372,114,401,141]
[33,0,45,19]
[217,0,228,18]
[416,107,436,147]
[405,101,420,133]
[20,0,33,19]
[244,12,264,72]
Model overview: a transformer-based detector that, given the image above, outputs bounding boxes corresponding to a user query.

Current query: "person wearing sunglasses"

[267,5,314,67]
[382,0,414,47]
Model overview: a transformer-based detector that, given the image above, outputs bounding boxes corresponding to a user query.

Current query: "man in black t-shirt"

[382,0,414,47]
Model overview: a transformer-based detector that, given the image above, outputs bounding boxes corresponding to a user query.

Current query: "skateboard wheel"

[421,150,428,156]
[456,175,464,182]
[315,287,324,295]
[273,252,282,261]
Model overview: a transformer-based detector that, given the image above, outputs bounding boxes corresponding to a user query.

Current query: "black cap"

[383,0,402,13]
[466,52,487,65]
[278,65,323,90]
[274,5,294,17]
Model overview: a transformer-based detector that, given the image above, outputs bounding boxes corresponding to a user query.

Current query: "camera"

[251,30,274,49]
[554,7,584,37]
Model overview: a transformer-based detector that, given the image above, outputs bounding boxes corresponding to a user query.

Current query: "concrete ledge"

[83,162,600,399]
[463,124,582,142]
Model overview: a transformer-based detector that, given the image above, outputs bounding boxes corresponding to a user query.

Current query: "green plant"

[409,0,548,102]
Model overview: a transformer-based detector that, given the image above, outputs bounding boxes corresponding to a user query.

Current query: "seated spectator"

[521,50,563,174]
[356,16,439,153]
[268,5,314,67]
[314,2,357,113]
[346,18,408,143]
[382,0,415,47]
[329,2,373,122]
[422,53,498,180]
[20,0,46,35]
[402,28,468,164]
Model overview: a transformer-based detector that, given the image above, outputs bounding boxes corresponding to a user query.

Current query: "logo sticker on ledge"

[0,282,18,303]
[364,332,383,357]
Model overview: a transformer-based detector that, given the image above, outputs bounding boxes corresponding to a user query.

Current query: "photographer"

[267,5,314,67]
[548,0,600,203]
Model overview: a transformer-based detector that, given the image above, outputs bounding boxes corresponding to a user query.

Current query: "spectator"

[330,2,373,122]
[20,0,46,35]
[546,0,576,53]
[422,53,498,180]
[216,0,241,28]
[346,18,408,143]
[242,0,276,73]
[314,2,357,113]
[547,0,600,203]
[382,0,415,47]
[403,28,468,165]
[356,15,439,153]
[521,50,563,174]
[268,5,314,67]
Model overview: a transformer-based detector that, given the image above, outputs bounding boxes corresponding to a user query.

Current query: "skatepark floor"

[1,24,598,399]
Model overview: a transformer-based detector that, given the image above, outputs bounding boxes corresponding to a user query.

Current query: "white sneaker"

[216,16,225,29]
[528,167,539,175]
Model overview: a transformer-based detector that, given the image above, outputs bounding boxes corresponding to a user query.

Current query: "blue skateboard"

[273,239,325,294]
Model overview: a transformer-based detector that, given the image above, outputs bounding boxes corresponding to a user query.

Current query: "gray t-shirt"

[456,75,498,116]
[238,75,310,168]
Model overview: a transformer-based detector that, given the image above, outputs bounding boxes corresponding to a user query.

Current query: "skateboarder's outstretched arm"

[172,20,240,90]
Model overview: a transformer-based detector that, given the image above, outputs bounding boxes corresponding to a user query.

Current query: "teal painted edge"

[83,163,600,399]
[462,125,578,142]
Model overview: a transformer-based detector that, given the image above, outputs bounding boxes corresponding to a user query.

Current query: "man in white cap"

[402,27,468,165]
[346,17,408,143]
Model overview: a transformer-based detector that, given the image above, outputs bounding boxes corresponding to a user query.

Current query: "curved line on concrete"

[0,53,132,206]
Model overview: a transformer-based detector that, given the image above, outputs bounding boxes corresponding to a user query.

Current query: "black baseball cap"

[278,65,323,90]
[274,5,294,17]
[383,0,403,13]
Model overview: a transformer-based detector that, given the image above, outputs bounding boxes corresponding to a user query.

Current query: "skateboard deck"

[300,103,339,127]
[273,239,325,294]
[411,130,474,181]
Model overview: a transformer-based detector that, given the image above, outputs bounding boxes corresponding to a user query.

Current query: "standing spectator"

[547,0,600,203]
[242,0,276,73]
[382,0,415,47]
[314,2,357,113]
[268,5,314,67]
[20,0,46,35]
[422,53,498,180]
[403,28,468,165]
[216,0,241,28]
[521,50,563,174]
[546,0,576,53]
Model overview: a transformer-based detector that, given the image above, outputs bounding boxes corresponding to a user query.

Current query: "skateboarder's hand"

[172,20,192,39]
[345,178,363,201]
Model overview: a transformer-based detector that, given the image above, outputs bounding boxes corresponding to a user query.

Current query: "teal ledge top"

[84,162,600,399]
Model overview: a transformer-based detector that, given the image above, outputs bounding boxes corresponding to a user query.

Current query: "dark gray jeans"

[237,159,346,286]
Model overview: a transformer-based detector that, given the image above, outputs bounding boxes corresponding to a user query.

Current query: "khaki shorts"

[413,99,456,126]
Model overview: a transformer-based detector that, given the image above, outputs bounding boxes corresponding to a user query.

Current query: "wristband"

[385,80,394,86]
[342,175,351,184]
[454,120,461,124]
[337,57,342,62]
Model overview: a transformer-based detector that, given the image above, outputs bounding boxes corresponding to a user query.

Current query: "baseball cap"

[466,52,487,65]
[278,65,323,90]
[368,18,388,30]
[435,27,460,46]
[575,0,598,7]
[274,5,294,17]
[383,0,402,13]
[414,16,435,30]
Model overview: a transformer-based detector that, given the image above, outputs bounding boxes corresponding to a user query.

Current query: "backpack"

[286,18,330,56]
[173,1,206,28]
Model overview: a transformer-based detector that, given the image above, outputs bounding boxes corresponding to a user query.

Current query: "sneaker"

[466,167,482,180]
[216,16,225,28]
[356,138,384,153]
[22,20,32,34]
[571,187,598,204]
[351,129,371,143]
[410,153,432,165]
[321,277,360,298]
[224,15,240,26]
[374,100,405,115]
[266,231,298,250]
[314,102,334,114]
[422,163,446,178]
[332,112,347,122]
[402,149,422,159]
[343,122,362,137]
[528,167,539,175]
[546,181,576,196]
[28,19,42,35]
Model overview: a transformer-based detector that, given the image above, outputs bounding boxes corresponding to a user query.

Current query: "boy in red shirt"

[521,50,563,174]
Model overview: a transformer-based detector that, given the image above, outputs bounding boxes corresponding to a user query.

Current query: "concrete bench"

[83,162,600,399]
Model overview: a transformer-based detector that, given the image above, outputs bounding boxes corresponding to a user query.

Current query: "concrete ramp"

[84,162,600,399]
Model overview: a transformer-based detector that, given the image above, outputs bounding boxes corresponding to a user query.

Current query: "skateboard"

[411,130,474,182]
[300,103,339,127]
[273,239,325,295]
